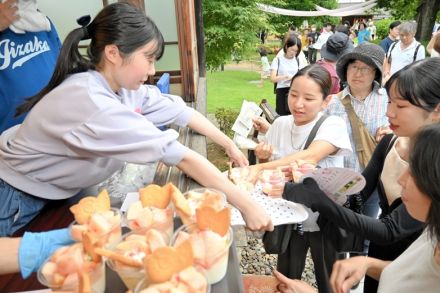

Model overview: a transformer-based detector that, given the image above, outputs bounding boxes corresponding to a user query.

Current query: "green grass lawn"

[206,70,276,113]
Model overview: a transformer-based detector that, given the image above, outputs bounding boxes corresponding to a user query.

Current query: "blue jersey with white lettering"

[0,21,61,133]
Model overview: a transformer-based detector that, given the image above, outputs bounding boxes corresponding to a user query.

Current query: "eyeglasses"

[399,34,413,39]
[347,64,374,74]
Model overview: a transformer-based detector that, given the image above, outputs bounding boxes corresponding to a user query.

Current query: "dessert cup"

[124,202,174,244]
[37,245,106,293]
[105,231,150,290]
[69,207,122,247]
[135,266,211,293]
[171,224,233,285]
[181,188,227,225]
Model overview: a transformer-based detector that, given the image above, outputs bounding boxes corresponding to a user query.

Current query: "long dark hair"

[290,64,332,99]
[16,2,164,116]
[409,124,440,242]
[385,58,440,112]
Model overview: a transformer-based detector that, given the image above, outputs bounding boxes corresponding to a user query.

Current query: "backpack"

[387,41,421,64]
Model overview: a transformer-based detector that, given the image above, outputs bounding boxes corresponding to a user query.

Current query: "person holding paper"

[252,64,352,293]
[283,58,440,293]
[273,123,440,293]
[0,3,273,236]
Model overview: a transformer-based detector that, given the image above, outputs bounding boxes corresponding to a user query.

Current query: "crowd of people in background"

[2,1,440,292]
[255,17,440,293]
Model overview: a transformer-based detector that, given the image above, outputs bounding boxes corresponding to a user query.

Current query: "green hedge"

[375,19,397,41]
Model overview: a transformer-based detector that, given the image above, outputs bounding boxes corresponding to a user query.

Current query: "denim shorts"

[0,178,48,236]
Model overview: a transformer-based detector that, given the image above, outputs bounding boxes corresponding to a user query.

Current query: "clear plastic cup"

[37,245,106,293]
[181,188,227,225]
[69,208,122,247]
[135,266,211,293]
[171,223,233,285]
[124,203,174,244]
[105,230,148,290]
[290,161,316,182]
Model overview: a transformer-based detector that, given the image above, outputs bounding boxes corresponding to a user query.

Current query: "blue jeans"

[0,178,48,236]
[362,189,380,218]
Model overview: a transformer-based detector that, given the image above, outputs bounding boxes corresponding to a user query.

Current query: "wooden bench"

[153,77,207,192]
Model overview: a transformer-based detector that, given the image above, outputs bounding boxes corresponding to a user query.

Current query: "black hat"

[336,42,385,84]
[321,32,354,62]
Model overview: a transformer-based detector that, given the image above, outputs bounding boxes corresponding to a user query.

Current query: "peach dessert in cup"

[172,205,233,285]
[290,160,316,182]
[95,229,167,290]
[171,186,227,226]
[136,238,208,292]
[258,168,286,197]
[125,183,174,243]
[69,189,122,247]
[135,266,210,293]
[38,233,105,293]
[226,163,255,192]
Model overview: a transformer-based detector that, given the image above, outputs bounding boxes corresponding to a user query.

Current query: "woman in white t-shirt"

[251,64,352,293]
[271,34,302,116]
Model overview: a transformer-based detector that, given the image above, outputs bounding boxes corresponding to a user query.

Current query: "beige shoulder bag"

[339,92,377,169]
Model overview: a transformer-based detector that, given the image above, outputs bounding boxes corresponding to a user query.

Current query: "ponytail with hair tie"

[77,15,91,40]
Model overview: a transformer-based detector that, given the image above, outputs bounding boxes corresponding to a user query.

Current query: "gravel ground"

[236,230,317,288]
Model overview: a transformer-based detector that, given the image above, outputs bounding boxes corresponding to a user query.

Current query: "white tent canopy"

[315,0,376,12]
[256,0,377,17]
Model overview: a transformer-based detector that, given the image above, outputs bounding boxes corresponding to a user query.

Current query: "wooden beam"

[174,0,196,102]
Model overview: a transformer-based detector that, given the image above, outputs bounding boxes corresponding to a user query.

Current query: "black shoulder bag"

[273,58,280,94]
[262,115,328,254]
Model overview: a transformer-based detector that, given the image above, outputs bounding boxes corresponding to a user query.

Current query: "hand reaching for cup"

[255,141,274,160]
[330,256,369,293]
[273,269,317,293]
[225,142,249,167]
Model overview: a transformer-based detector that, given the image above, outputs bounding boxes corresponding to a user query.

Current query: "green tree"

[202,0,339,70]
[203,0,266,70]
[377,0,440,41]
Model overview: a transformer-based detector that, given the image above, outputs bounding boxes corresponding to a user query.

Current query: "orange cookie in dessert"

[170,184,192,221]
[78,270,92,293]
[82,232,101,263]
[196,206,231,237]
[95,247,144,268]
[145,239,194,284]
[70,189,111,225]
[70,208,121,246]
[139,184,171,209]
